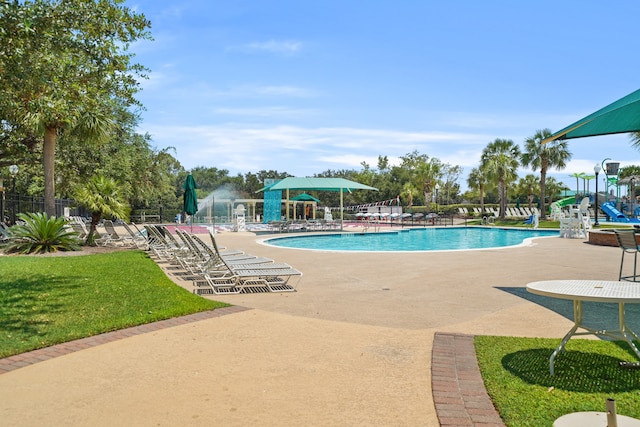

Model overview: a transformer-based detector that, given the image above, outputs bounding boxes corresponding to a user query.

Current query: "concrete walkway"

[0,229,625,426]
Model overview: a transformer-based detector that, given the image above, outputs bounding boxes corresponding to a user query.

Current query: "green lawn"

[475,336,640,426]
[0,250,227,358]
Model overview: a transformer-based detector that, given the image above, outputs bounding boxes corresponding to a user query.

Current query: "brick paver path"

[432,332,505,427]
[0,306,249,375]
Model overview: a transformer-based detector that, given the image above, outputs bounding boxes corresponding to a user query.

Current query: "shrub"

[2,212,81,254]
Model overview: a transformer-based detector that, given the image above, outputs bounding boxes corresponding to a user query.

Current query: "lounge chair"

[122,223,148,249]
[143,225,188,262]
[99,220,126,246]
[69,221,89,240]
[197,233,302,294]
[523,214,539,229]
[0,223,10,241]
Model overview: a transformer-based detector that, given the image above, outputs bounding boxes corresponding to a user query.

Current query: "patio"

[0,231,629,426]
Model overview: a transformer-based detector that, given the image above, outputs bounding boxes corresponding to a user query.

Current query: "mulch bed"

[1,245,132,257]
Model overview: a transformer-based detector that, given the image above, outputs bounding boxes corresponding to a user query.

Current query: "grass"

[0,250,228,358]
[475,336,640,426]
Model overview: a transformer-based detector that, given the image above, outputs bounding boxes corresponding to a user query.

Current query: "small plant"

[2,212,81,254]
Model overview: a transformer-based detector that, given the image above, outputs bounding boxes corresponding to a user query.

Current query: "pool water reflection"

[262,227,557,252]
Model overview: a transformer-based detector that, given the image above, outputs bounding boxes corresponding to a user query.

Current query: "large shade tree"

[481,139,521,220]
[520,129,572,220]
[0,0,151,216]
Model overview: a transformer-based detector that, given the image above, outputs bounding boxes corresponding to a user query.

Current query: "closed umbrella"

[183,174,199,231]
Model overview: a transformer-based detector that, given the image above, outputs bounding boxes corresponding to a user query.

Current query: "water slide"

[553,196,576,209]
[601,202,640,223]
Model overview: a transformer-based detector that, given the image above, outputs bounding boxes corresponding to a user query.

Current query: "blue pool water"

[263,227,557,252]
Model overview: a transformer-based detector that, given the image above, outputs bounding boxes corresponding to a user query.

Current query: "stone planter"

[588,229,639,247]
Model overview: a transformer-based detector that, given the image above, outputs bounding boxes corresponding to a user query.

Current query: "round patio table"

[526,280,640,375]
[554,411,640,427]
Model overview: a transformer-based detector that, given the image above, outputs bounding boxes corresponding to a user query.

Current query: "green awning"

[257,177,378,192]
[290,192,321,203]
[544,88,640,143]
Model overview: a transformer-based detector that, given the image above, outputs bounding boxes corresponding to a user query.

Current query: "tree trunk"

[424,191,431,213]
[87,211,101,245]
[43,126,57,216]
[498,180,507,219]
[540,170,547,220]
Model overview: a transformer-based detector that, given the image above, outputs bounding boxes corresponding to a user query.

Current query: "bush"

[2,212,81,254]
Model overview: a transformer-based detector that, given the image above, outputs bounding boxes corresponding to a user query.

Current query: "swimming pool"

[262,227,558,252]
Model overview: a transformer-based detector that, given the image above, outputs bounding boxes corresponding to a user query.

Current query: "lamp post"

[434,184,439,214]
[9,165,18,225]
[594,163,601,227]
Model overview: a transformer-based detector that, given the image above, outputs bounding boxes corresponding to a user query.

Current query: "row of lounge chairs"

[268,219,341,232]
[143,225,302,295]
[458,207,541,219]
[66,218,147,249]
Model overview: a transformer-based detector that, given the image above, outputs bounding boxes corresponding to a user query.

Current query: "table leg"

[549,300,583,375]
[619,303,640,358]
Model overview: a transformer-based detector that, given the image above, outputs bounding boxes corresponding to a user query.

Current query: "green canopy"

[257,177,378,221]
[544,88,640,143]
[290,192,321,203]
[258,177,378,192]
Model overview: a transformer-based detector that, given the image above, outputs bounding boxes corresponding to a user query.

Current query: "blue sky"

[127,0,640,192]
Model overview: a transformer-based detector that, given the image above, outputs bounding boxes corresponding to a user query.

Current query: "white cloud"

[231,39,303,56]
[141,123,492,175]
[212,106,317,118]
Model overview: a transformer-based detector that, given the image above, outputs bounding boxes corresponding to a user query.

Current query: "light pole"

[9,165,18,225]
[434,185,439,214]
[594,164,601,227]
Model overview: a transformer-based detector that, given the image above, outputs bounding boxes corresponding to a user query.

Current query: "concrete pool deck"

[0,229,627,426]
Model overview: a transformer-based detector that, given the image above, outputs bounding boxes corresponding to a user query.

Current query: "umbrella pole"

[340,188,344,230]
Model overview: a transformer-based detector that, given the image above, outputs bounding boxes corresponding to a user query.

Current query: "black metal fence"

[1,192,88,224]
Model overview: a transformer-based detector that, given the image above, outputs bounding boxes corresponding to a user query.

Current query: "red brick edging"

[0,306,250,375]
[432,332,505,427]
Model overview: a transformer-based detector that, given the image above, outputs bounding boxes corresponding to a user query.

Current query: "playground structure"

[550,161,640,224]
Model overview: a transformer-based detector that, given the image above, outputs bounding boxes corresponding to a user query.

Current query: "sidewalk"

[0,231,622,426]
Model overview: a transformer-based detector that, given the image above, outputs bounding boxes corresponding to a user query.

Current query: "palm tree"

[569,172,586,198]
[401,182,419,207]
[582,174,595,195]
[545,177,568,207]
[630,132,640,150]
[467,167,487,215]
[521,129,572,220]
[74,175,129,244]
[480,139,521,220]
[516,174,539,209]
[414,159,442,213]
[23,111,114,216]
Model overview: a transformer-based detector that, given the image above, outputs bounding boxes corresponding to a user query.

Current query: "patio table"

[526,280,640,375]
